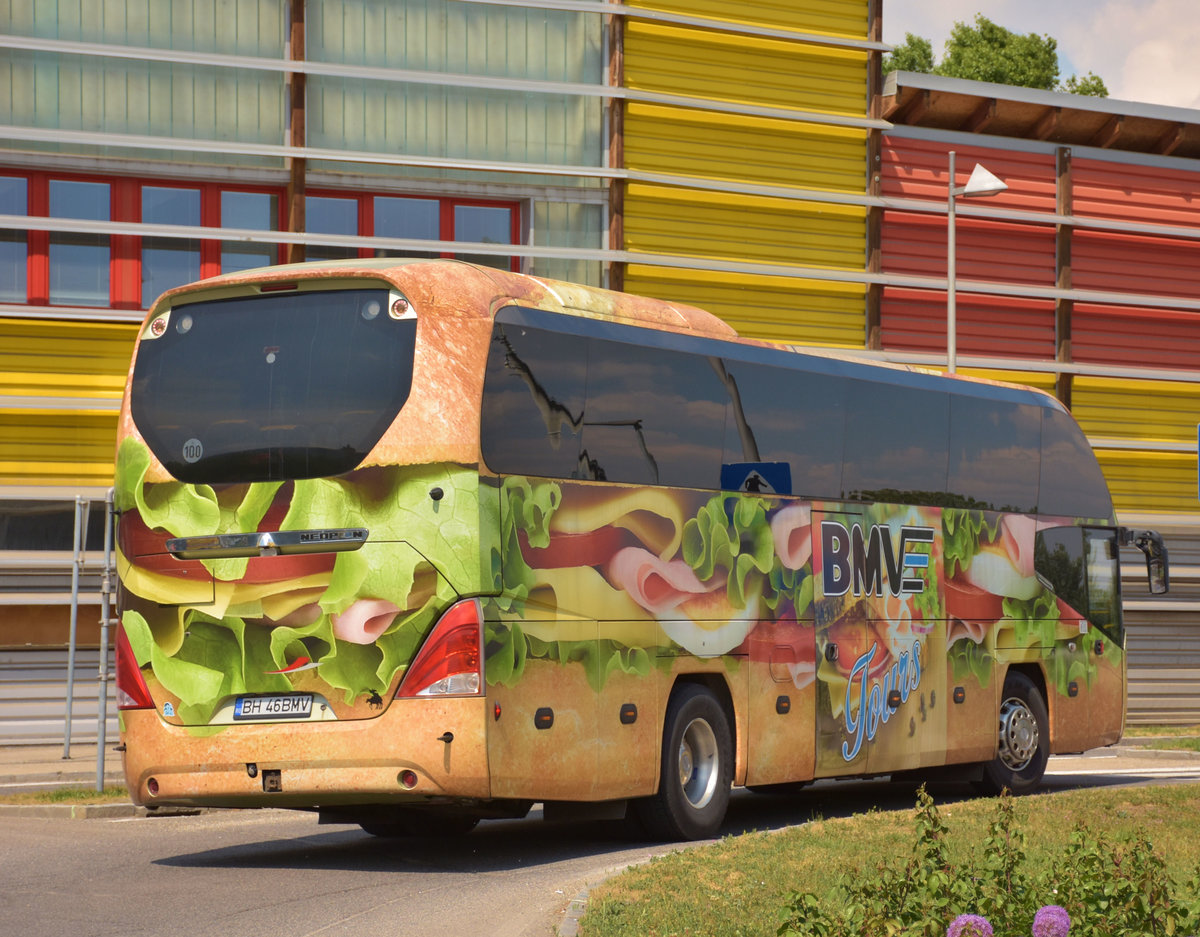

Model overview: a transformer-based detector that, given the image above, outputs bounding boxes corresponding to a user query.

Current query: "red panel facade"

[881,287,1054,359]
[880,136,1056,359]
[1073,303,1200,371]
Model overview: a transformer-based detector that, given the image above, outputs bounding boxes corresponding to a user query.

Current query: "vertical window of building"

[454,204,515,269]
[306,195,359,261]
[49,179,109,306]
[221,191,279,273]
[0,176,26,302]
[374,196,439,259]
[141,186,201,308]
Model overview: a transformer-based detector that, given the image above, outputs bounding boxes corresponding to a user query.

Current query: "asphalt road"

[1,750,1197,937]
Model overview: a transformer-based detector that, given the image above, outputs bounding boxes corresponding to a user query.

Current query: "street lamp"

[947,150,1007,373]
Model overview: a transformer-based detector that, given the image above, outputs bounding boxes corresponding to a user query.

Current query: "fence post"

[63,496,90,759]
[96,490,114,790]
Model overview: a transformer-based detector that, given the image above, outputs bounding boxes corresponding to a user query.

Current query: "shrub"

[777,787,1200,937]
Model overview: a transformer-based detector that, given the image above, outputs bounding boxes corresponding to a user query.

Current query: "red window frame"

[2,169,523,309]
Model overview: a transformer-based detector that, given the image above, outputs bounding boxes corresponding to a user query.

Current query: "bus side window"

[1038,408,1113,518]
[948,396,1040,512]
[842,382,949,503]
[480,324,587,478]
[1084,528,1122,636]
[579,339,727,489]
[718,360,846,500]
[1034,526,1086,618]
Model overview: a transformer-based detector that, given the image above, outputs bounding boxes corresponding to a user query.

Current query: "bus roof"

[171,257,1064,414]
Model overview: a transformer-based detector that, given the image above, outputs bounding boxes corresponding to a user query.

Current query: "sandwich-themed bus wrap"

[114,259,1168,840]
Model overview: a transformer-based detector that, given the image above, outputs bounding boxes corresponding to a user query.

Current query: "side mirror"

[1124,529,1169,595]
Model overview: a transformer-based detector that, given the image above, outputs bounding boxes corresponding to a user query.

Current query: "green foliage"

[883,33,934,75]
[884,13,1108,98]
[1061,72,1109,97]
[937,14,1059,90]
[777,787,1200,937]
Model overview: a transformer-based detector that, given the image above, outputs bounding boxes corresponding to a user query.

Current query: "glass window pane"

[0,176,27,302]
[454,204,514,269]
[842,381,949,503]
[720,359,845,498]
[948,396,1041,512]
[580,339,727,488]
[481,322,586,478]
[374,196,439,260]
[1038,408,1112,518]
[142,186,201,308]
[221,191,279,273]
[306,195,358,262]
[1085,528,1121,636]
[49,180,109,306]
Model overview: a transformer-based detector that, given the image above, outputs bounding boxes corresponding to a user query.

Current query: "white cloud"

[883,0,1200,109]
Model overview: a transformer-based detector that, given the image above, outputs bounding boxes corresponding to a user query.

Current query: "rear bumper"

[120,696,490,808]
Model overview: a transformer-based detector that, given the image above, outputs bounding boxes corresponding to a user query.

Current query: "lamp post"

[947,151,1007,373]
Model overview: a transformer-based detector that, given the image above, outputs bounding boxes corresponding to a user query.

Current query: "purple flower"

[947,914,993,937]
[1033,905,1071,937]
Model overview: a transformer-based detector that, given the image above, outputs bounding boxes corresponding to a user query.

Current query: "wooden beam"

[1092,114,1124,149]
[284,0,306,266]
[890,88,930,125]
[964,97,997,134]
[1034,106,1061,141]
[1055,147,1073,408]
[1154,122,1187,156]
[865,0,883,349]
[606,9,625,293]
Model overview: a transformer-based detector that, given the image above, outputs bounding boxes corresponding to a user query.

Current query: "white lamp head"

[961,163,1008,197]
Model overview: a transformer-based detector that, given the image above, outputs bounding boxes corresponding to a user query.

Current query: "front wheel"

[632,684,733,841]
[976,671,1049,795]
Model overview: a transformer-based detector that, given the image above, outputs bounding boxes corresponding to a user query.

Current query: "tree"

[883,14,1107,98]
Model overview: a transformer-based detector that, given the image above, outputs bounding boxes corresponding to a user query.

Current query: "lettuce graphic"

[682,493,774,609]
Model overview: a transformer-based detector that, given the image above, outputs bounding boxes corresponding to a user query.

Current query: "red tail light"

[396,599,483,698]
[115,624,155,710]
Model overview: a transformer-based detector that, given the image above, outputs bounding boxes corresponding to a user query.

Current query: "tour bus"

[114,259,1168,841]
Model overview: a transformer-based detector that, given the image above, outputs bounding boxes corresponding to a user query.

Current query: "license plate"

[233,694,313,720]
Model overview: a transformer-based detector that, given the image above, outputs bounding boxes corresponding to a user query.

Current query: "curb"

[0,802,210,820]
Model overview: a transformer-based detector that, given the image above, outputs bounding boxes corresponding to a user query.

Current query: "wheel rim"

[997,696,1039,771]
[677,716,719,809]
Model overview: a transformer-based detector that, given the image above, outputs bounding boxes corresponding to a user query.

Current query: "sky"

[882,0,1200,111]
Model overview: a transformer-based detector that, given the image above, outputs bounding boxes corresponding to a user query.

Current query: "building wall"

[618,0,875,345]
[878,130,1200,518]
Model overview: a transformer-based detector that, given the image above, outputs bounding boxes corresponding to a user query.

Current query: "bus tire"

[359,809,479,838]
[976,671,1049,795]
[633,684,732,841]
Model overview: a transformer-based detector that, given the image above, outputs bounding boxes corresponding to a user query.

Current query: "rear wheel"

[633,684,732,841]
[976,671,1049,795]
[359,808,479,838]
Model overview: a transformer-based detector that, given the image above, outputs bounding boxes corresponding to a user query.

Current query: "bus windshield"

[131,287,415,484]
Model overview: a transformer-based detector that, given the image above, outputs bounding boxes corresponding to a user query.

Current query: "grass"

[1123,724,1200,737]
[0,785,130,806]
[1138,737,1200,753]
[579,783,1200,937]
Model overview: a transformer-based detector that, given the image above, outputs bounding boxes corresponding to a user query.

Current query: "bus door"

[812,506,945,777]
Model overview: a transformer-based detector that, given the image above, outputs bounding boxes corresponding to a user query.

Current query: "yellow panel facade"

[630,0,871,38]
[0,318,136,400]
[622,263,865,346]
[0,410,120,489]
[620,5,871,351]
[623,183,866,268]
[624,102,866,193]
[624,21,867,115]
[1097,450,1196,517]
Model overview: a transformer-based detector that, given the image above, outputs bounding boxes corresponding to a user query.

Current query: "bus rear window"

[131,288,416,484]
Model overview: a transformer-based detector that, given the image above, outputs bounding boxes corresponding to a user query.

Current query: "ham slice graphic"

[608,546,758,657]
[770,505,812,571]
[331,598,402,645]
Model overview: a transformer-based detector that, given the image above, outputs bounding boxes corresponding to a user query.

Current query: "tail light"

[396,599,483,698]
[115,624,155,710]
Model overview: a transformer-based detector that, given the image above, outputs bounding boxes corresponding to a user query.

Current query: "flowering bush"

[947,913,993,937]
[1031,905,1071,937]
[776,787,1200,937]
